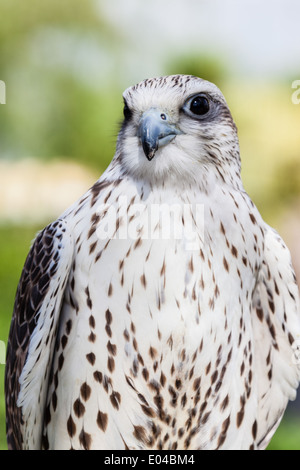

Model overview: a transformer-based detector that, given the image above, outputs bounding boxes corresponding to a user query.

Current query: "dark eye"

[123,101,132,120]
[189,95,210,116]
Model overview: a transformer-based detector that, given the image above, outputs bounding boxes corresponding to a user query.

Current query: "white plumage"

[5,75,300,450]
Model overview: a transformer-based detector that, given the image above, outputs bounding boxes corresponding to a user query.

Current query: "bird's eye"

[123,101,132,120]
[183,94,211,119]
[189,95,210,116]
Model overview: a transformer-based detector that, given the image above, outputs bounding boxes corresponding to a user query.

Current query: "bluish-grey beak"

[138,108,182,161]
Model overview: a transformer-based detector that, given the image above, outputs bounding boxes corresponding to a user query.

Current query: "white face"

[117,75,240,186]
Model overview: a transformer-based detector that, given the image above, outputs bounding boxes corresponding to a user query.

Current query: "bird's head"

[116,75,241,187]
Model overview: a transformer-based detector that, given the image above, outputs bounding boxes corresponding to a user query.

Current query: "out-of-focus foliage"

[267,416,300,450]
[226,83,300,223]
[166,53,228,89]
[0,0,124,170]
[272,159,300,205]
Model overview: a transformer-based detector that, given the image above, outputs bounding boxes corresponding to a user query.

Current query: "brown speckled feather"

[5,75,300,450]
[5,219,73,449]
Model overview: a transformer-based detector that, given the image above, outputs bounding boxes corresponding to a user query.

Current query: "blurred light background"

[0,0,300,450]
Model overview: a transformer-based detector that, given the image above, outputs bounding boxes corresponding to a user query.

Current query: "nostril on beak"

[138,108,182,161]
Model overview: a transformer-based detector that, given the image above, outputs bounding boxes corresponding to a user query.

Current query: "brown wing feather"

[251,227,300,449]
[5,219,71,449]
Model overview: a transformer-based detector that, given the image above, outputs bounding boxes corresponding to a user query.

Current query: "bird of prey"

[5,75,300,450]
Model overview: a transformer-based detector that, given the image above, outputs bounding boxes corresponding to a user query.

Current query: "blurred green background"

[0,0,300,450]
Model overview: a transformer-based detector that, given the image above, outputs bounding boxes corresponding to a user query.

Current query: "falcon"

[5,75,300,450]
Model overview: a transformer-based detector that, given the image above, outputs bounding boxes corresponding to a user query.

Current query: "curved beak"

[138,108,182,161]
